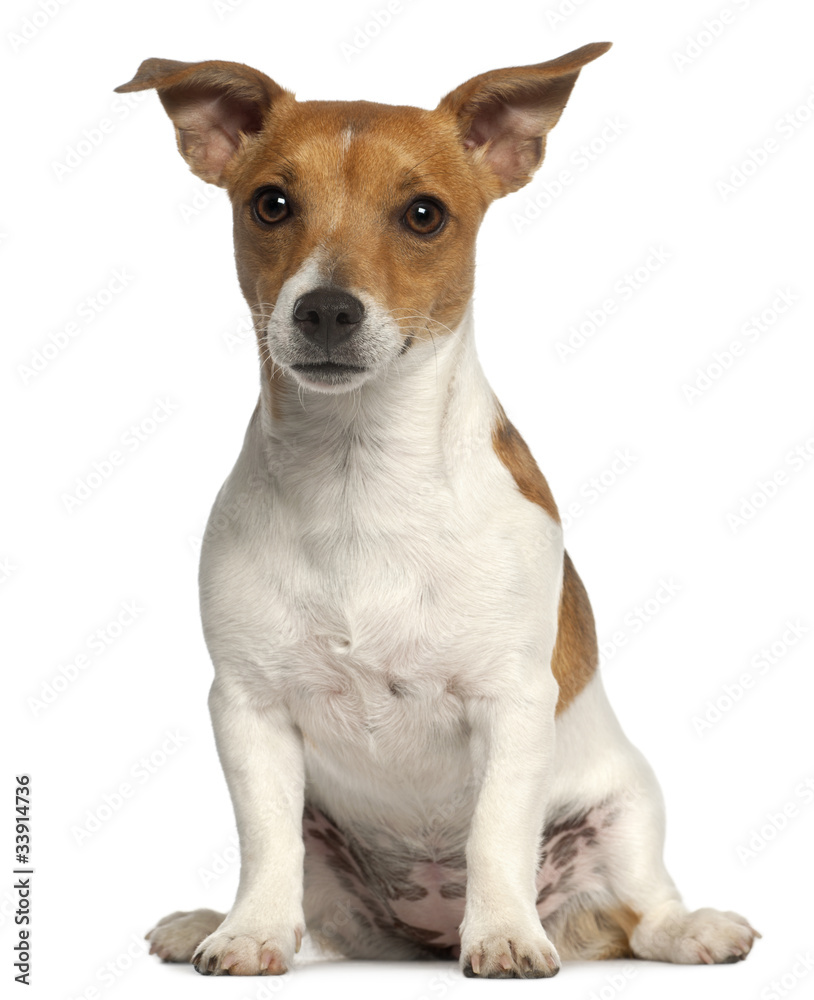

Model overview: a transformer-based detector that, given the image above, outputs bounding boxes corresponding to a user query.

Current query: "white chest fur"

[199,311,563,827]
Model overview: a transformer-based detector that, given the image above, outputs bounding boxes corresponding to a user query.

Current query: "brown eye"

[252,187,290,225]
[403,198,445,235]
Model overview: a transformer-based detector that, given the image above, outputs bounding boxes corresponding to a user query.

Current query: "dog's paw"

[461,926,560,979]
[677,908,760,964]
[191,924,303,976]
[634,905,760,965]
[145,909,225,963]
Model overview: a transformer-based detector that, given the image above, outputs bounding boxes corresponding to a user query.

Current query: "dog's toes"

[191,927,300,976]
[461,926,560,978]
[145,908,226,964]
[633,905,760,965]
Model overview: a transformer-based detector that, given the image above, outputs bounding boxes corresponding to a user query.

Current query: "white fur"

[132,50,759,981]
[263,249,406,392]
[157,262,759,979]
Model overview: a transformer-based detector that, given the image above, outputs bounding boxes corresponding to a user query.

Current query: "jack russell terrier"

[116,43,759,978]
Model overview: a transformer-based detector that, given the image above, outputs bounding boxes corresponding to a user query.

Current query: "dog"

[115,43,759,978]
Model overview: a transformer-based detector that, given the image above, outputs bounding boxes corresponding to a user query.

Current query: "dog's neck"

[250,303,498,519]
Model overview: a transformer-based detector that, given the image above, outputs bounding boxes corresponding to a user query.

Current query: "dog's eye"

[403,198,445,236]
[252,187,290,225]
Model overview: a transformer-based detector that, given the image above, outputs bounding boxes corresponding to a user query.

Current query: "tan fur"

[437,42,612,195]
[491,406,597,714]
[549,903,640,961]
[120,46,762,979]
[228,100,488,342]
[551,552,599,714]
[491,405,559,522]
[115,50,609,425]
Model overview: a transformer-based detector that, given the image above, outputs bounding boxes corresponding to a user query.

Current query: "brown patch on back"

[551,552,598,714]
[491,403,559,522]
[550,903,640,961]
[490,403,597,713]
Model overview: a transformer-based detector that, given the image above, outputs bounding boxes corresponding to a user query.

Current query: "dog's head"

[116,44,610,396]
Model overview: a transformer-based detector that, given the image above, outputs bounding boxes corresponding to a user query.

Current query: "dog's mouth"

[290,361,368,385]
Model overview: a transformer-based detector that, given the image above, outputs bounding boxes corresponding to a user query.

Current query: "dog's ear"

[114,58,292,186]
[437,42,611,197]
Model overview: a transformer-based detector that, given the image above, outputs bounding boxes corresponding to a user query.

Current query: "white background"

[3,0,813,998]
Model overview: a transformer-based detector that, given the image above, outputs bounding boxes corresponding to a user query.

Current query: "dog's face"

[115,45,610,394]
[229,100,488,393]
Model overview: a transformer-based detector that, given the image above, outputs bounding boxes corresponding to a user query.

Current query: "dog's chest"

[220,510,504,764]
[201,399,556,776]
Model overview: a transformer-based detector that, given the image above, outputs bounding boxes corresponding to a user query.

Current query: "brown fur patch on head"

[118,50,611,414]
[229,98,492,341]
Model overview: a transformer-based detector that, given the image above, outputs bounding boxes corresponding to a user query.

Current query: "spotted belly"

[302,800,615,957]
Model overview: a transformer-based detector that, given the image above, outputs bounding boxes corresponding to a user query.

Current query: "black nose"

[292,287,365,352]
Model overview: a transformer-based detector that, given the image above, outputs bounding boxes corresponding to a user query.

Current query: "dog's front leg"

[460,676,559,979]
[191,677,305,977]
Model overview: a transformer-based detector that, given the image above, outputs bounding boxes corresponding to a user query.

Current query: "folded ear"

[114,58,292,185]
[437,42,611,197]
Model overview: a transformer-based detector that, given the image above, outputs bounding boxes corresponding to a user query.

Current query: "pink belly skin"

[303,802,613,954]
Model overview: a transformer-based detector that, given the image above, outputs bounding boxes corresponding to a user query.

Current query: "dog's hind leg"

[590,747,760,964]
[546,674,760,965]
[146,909,226,963]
